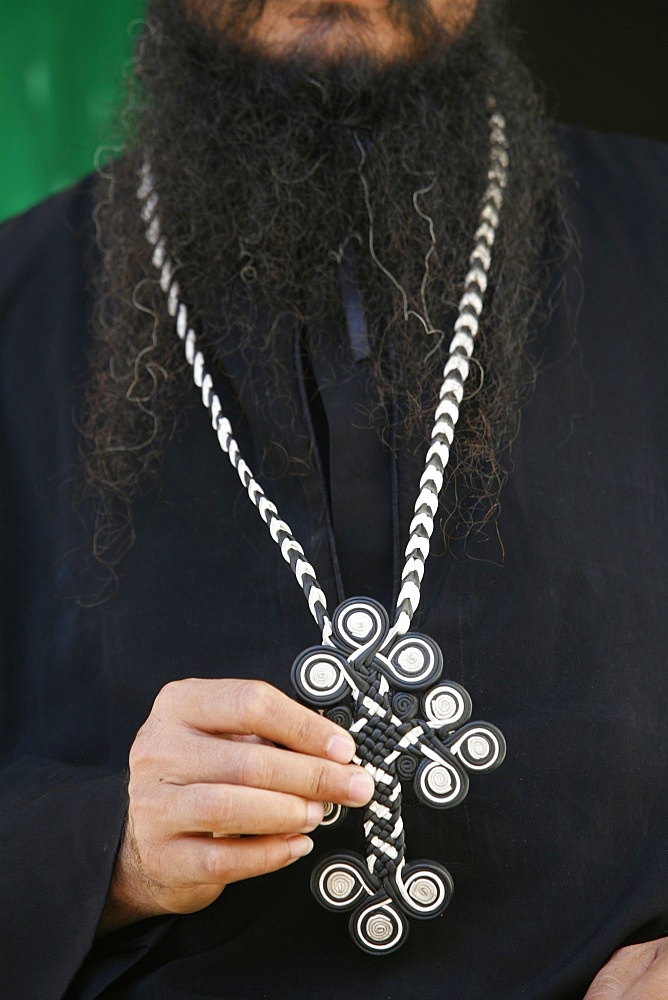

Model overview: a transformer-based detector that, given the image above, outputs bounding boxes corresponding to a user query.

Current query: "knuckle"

[155,677,195,711]
[141,838,172,887]
[255,841,280,875]
[204,845,232,884]
[128,729,154,773]
[237,745,272,790]
[127,781,167,838]
[154,680,179,710]
[197,787,245,833]
[128,723,169,775]
[291,713,316,750]
[236,679,277,727]
[307,763,332,802]
[210,857,230,884]
[196,786,227,828]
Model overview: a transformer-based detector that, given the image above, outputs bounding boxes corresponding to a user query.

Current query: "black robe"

[0,128,666,1000]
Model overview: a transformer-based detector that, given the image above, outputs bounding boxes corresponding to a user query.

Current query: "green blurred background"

[1,0,144,221]
[1,0,666,223]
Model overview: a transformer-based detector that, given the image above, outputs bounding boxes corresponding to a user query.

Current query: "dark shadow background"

[508,0,667,142]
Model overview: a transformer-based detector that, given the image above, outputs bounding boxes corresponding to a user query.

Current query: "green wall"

[0,1,144,221]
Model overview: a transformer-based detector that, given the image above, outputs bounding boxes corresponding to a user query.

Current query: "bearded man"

[0,1,666,997]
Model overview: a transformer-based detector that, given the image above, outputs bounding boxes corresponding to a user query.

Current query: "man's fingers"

[584,940,663,999]
[164,782,326,836]
[155,678,356,762]
[124,678,375,922]
[168,833,315,891]
[622,942,668,1000]
[157,734,373,806]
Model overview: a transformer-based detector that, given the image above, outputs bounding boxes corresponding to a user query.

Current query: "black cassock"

[0,129,666,999]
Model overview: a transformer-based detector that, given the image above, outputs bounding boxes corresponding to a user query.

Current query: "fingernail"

[348,771,375,805]
[327,733,356,763]
[306,800,324,829]
[288,835,314,860]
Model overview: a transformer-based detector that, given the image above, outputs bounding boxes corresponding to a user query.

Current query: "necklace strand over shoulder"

[138,104,509,955]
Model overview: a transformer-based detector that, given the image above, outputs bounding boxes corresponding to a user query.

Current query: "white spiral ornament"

[291,595,506,953]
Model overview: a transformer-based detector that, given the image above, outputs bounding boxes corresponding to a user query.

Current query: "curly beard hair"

[81,0,563,598]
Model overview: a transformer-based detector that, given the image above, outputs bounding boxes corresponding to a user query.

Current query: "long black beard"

[81,0,563,596]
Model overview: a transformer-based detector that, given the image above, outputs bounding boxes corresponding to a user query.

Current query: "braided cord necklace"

[138,106,509,955]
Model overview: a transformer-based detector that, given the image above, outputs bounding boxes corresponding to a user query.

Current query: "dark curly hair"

[79,0,564,601]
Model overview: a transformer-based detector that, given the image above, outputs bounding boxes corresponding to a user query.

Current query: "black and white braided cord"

[137,108,508,648]
[138,165,333,644]
[384,107,508,648]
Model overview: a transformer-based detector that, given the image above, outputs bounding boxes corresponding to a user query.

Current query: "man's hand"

[584,938,668,999]
[99,678,374,934]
